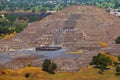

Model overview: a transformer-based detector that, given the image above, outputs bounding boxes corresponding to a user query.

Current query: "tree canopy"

[90,53,112,73]
[0,0,120,12]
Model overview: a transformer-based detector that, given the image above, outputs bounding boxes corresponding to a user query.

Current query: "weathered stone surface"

[54,58,80,72]
[1,54,41,69]
[100,44,120,56]
[0,5,120,51]
[0,5,120,71]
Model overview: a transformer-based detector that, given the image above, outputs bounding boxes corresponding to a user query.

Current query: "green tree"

[99,65,106,74]
[4,13,17,22]
[91,53,112,73]
[116,66,120,75]
[118,56,120,62]
[29,16,39,22]
[42,59,51,71]
[42,59,57,74]
[48,62,57,74]
[115,36,120,44]
[14,21,28,33]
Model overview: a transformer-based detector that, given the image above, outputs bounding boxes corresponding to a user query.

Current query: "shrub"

[90,53,112,73]
[42,59,51,72]
[113,61,119,66]
[1,71,6,74]
[118,56,120,62]
[27,64,32,67]
[48,62,57,74]
[116,66,120,75]
[115,36,120,44]
[42,59,57,74]
[99,65,106,74]
[24,73,30,78]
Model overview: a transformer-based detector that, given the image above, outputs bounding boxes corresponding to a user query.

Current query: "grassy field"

[0,67,120,80]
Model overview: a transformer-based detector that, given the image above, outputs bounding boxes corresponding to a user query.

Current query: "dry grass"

[1,31,16,39]
[66,50,83,54]
[99,41,108,47]
[0,67,120,80]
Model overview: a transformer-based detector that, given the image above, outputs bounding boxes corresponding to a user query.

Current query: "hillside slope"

[0,67,120,80]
